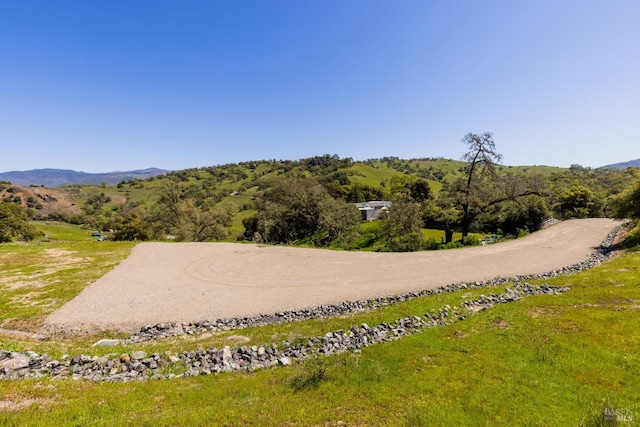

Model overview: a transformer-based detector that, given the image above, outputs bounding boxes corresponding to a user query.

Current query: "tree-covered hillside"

[1,149,639,251]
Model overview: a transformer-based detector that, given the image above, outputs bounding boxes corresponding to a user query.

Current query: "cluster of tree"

[77,178,235,242]
[609,174,640,247]
[0,202,40,242]
[384,133,544,244]
[153,180,232,242]
[242,178,360,246]
[236,167,434,250]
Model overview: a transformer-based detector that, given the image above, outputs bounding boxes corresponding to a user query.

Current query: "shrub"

[620,220,640,250]
[0,203,40,242]
[288,357,330,391]
[461,235,480,246]
[423,237,440,250]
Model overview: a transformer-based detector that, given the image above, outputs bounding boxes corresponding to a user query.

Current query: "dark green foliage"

[322,181,348,200]
[241,214,259,241]
[288,356,330,391]
[546,165,636,218]
[460,235,481,246]
[407,178,432,202]
[346,183,388,203]
[0,202,40,242]
[379,193,426,252]
[255,178,361,246]
[378,232,426,252]
[555,185,601,218]
[82,192,112,216]
[113,211,152,241]
[611,177,640,220]
[320,170,351,186]
[301,154,353,174]
[611,178,640,249]
[481,196,550,236]
[619,221,640,249]
[388,175,432,203]
[352,231,380,250]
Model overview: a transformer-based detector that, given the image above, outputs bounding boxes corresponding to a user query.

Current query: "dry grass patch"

[0,399,39,412]
[1,248,88,290]
[492,319,510,329]
[0,388,57,412]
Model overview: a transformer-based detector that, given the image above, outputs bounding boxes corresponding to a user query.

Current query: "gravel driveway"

[44,218,619,333]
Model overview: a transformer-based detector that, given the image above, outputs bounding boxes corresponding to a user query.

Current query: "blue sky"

[1,1,639,173]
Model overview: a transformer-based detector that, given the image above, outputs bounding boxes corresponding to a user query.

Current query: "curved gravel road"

[44,218,619,333]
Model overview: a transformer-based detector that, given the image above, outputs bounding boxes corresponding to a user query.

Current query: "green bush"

[352,231,379,249]
[379,232,425,252]
[0,203,40,242]
[423,237,440,250]
[620,220,640,250]
[461,235,480,246]
[440,242,461,249]
[288,356,330,391]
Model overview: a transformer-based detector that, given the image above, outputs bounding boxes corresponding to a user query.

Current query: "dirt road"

[44,218,619,333]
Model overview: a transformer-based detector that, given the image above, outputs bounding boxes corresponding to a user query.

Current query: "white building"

[354,201,391,221]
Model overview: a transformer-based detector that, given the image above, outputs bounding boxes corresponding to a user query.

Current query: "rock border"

[1,282,566,381]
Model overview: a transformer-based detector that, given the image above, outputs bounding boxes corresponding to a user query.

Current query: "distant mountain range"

[1,157,637,187]
[600,158,640,169]
[0,168,170,187]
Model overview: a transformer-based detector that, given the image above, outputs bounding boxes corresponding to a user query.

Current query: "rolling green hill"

[2,155,637,245]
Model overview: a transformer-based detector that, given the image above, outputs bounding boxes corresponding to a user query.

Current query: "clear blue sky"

[1,0,639,173]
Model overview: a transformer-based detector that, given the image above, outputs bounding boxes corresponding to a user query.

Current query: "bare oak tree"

[447,132,546,239]
[459,132,503,237]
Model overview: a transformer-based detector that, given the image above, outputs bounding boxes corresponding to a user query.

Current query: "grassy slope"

[348,163,399,187]
[0,222,135,333]
[1,226,639,425]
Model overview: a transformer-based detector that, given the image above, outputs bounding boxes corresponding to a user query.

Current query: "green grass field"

[1,224,638,426]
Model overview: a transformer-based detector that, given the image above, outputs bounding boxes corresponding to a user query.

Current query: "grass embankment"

[1,225,639,425]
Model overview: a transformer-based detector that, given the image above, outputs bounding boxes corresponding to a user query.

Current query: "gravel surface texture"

[43,218,619,333]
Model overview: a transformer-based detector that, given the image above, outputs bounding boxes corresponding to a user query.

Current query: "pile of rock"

[1,283,568,382]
